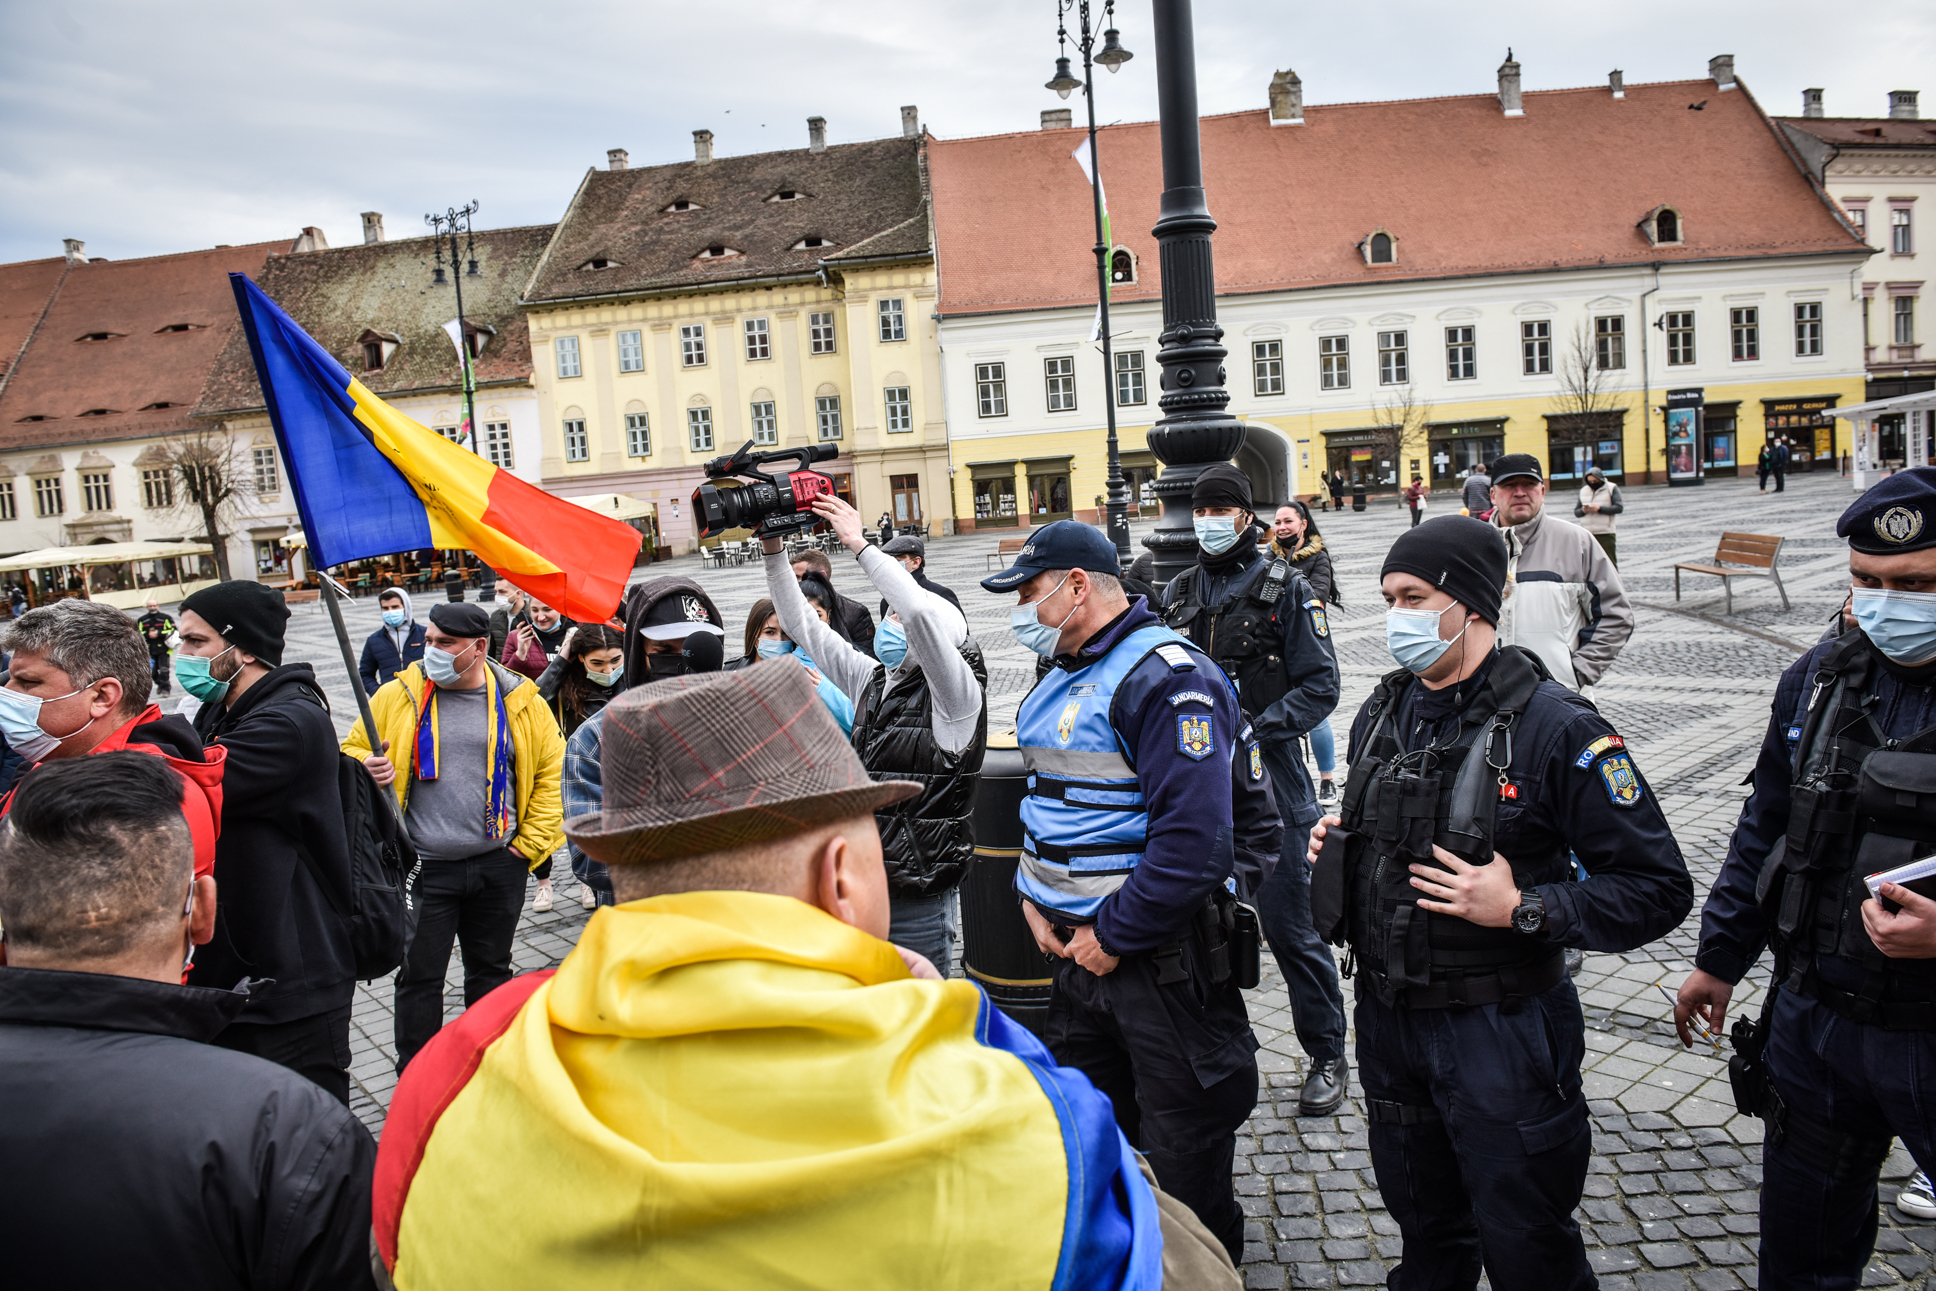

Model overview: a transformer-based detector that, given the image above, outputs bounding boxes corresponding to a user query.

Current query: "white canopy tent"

[0,541,219,610]
[1839,390,1936,490]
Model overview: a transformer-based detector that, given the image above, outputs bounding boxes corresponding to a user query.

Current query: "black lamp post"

[1143,0,1244,586]
[426,201,483,455]
[1048,0,1134,567]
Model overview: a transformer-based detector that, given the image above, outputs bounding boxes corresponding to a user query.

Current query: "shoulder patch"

[1573,734,1626,769]
[1169,690,1217,708]
[1155,644,1196,672]
[1177,714,1215,760]
[1248,740,1264,782]
[1306,599,1330,638]
[1598,753,1644,808]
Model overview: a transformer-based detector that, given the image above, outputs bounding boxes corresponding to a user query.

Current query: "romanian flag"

[229,274,641,621]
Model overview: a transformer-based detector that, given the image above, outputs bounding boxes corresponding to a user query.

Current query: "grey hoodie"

[380,585,415,655]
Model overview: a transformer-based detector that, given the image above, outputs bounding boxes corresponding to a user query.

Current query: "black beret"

[429,600,491,638]
[180,580,290,666]
[1838,466,1936,554]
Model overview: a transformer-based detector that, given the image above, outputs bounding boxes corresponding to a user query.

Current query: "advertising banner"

[1666,388,1705,486]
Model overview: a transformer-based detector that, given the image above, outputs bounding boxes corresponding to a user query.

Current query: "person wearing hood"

[764,493,986,976]
[175,580,357,1102]
[358,586,426,695]
[1163,464,1349,1117]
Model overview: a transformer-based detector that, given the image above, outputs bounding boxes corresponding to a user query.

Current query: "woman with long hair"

[552,624,626,738]
[735,594,855,734]
[1268,499,1342,807]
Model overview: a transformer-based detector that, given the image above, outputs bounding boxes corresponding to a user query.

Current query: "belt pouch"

[1310,825,1356,945]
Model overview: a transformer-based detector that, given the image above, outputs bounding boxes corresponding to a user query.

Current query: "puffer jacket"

[1494,507,1634,690]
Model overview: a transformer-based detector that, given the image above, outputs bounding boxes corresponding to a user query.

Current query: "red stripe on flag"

[372,970,555,1274]
[479,472,641,622]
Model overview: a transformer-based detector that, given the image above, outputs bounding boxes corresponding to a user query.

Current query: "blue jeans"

[1308,718,1338,778]
[889,889,954,977]
[1257,740,1346,1066]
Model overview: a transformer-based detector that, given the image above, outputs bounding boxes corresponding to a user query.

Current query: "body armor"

[1165,557,1293,722]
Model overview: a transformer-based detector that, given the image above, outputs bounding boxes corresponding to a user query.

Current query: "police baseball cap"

[1489,453,1544,485]
[1838,465,1936,554]
[979,520,1121,592]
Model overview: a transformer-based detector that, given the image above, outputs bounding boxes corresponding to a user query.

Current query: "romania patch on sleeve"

[1598,753,1644,808]
[1177,714,1215,760]
[1573,734,1626,769]
[1249,741,1264,782]
[1305,599,1330,638]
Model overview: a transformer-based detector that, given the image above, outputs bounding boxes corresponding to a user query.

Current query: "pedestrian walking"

[1773,437,1791,492]
[877,512,895,545]
[1328,469,1346,513]
[0,753,377,1291]
[357,585,425,695]
[1309,515,1693,1291]
[1403,474,1427,527]
[1677,467,1936,1289]
[175,581,357,1102]
[343,600,565,1070]
[1573,465,1623,565]
[137,596,175,697]
[1270,500,1342,808]
[1757,442,1773,492]
[1461,465,1492,517]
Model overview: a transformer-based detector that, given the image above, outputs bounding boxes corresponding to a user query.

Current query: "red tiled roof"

[0,258,71,383]
[930,78,1867,318]
[0,241,290,452]
[1776,117,1936,149]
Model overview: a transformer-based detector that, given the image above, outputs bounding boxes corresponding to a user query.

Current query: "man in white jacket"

[1488,453,1634,694]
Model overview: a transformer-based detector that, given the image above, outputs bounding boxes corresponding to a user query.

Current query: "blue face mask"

[1385,602,1467,674]
[875,618,908,669]
[1852,588,1936,666]
[382,609,408,629]
[756,638,795,661]
[1193,516,1242,555]
[1011,572,1074,658]
[584,665,622,688]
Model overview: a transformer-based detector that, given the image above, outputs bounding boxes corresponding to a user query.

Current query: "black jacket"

[834,590,878,660]
[189,664,356,1024]
[358,622,426,695]
[0,967,375,1290]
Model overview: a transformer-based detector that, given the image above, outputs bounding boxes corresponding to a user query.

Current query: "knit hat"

[428,601,491,638]
[1380,515,1510,625]
[1191,463,1253,512]
[180,580,290,666]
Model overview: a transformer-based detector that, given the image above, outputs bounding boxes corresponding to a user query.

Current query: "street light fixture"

[1052,0,1135,565]
[426,201,483,456]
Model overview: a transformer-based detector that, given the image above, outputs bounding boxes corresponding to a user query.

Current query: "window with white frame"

[1595,316,1626,370]
[744,318,770,361]
[433,425,463,444]
[140,469,170,510]
[1378,331,1409,385]
[484,421,514,469]
[1847,206,1868,241]
[1730,307,1760,361]
[1892,207,1913,256]
[680,324,706,367]
[976,362,1008,417]
[750,402,777,446]
[1114,351,1145,405]
[1521,320,1551,375]
[1253,340,1284,395]
[1044,356,1077,412]
[688,407,714,451]
[563,418,589,462]
[1319,335,1349,390]
[815,395,842,441]
[617,329,644,372]
[252,447,278,494]
[1665,311,1696,365]
[33,476,63,517]
[809,311,836,354]
[556,336,581,378]
[624,412,651,457]
[1445,326,1476,380]
[1794,302,1824,357]
[884,386,912,432]
[878,298,906,342]
[82,471,112,512]
[1896,295,1917,346]
[0,480,15,520]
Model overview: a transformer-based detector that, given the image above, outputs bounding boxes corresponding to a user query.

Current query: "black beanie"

[1380,515,1509,625]
[180,580,291,666]
[1191,463,1252,512]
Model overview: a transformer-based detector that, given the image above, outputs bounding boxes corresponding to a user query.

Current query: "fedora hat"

[566,657,919,866]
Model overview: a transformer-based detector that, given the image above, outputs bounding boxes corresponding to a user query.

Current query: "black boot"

[1298,1056,1349,1116]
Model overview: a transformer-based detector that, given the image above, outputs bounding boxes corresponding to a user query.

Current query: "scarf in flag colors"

[373,892,1163,1290]
[412,665,515,842]
[228,274,641,622]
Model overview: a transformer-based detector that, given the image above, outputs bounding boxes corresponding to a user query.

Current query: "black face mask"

[645,653,689,681]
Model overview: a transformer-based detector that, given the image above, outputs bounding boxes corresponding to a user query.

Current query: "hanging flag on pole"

[440,318,477,447]
[1073,140,1111,343]
[229,274,641,622]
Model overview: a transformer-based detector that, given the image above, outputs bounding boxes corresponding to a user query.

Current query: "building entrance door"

[890,474,922,525]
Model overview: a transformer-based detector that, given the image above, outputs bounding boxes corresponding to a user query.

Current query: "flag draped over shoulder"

[230,274,639,621]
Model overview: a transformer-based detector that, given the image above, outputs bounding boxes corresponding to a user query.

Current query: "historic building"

[926,55,1871,522]
[519,114,945,552]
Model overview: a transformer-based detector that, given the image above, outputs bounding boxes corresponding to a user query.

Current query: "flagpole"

[319,571,384,755]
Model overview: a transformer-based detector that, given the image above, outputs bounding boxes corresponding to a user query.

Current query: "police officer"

[1677,466,1936,1291]
[1164,463,1349,1115]
[983,519,1257,1263]
[1308,515,1691,1291]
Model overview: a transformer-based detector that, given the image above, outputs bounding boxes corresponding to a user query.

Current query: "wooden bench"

[985,536,1029,571]
[1674,532,1790,614]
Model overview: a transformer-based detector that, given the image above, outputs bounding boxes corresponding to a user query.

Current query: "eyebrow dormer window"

[1642,205,1683,246]
[141,402,176,410]
[579,256,618,271]
[663,199,700,213]
[791,236,833,250]
[155,323,202,334]
[768,190,804,202]
[76,332,122,342]
[697,245,741,259]
[1361,229,1397,265]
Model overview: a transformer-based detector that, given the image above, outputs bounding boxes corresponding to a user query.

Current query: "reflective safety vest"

[1015,622,1214,919]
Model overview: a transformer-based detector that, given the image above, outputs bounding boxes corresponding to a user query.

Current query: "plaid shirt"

[562,710,612,897]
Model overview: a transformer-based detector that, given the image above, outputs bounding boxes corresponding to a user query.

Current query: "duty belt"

[1358,950,1566,1012]
[1791,965,1936,1032]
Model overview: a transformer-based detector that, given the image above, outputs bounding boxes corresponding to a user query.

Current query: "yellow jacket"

[343,660,564,868]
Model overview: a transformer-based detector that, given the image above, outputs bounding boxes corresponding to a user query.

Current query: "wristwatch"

[1510,890,1546,935]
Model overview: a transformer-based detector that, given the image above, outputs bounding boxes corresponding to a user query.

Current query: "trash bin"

[958,733,1053,1036]
[1351,483,1368,512]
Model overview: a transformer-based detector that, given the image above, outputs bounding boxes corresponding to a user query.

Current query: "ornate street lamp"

[426,201,483,456]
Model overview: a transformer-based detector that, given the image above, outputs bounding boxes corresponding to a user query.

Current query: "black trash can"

[958,735,1053,1036]
[1351,483,1368,512]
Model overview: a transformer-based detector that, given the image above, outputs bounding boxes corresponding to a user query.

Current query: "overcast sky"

[2,0,1930,265]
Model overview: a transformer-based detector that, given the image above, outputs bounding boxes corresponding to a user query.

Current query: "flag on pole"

[1073,140,1111,343]
[229,274,641,622]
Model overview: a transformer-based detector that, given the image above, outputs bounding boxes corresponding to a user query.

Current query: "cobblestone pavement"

[247,467,1930,1287]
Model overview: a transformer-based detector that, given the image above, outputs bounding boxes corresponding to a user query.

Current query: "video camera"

[692,441,840,539]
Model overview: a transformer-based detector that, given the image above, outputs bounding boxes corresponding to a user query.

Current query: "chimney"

[1497,48,1523,117]
[1710,54,1736,91]
[292,226,329,253]
[693,130,714,164]
[1040,108,1072,130]
[62,238,86,265]
[607,148,629,170]
[900,105,919,139]
[361,212,385,244]
[1269,69,1305,125]
[1802,87,1825,117]
[1889,90,1920,120]
[808,116,827,153]
[1609,69,1625,99]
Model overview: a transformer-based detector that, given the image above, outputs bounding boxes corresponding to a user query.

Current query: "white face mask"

[423,641,480,687]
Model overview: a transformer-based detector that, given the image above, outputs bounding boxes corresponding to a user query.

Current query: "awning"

[565,493,658,523]
[1839,390,1936,420]
[0,540,215,573]
[283,532,308,550]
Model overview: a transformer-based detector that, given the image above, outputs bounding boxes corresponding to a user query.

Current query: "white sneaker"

[578,883,597,910]
[531,881,554,913]
[1318,779,1340,810]
[1897,1170,1936,1221]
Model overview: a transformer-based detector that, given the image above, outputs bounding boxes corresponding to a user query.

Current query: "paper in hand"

[1865,854,1936,914]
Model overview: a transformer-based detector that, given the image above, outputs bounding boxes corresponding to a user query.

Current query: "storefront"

[1119,450,1159,518]
[1024,457,1073,521]
[1761,394,1841,473]
[1702,402,1740,478]
[968,460,1021,528]
[1322,427,1396,491]
[1544,411,1625,482]
[1427,419,1507,489]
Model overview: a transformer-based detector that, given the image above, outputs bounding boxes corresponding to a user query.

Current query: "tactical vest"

[1337,648,1570,1007]
[1164,556,1295,722]
[1759,633,1936,1023]
[850,641,989,898]
[1015,622,1211,920]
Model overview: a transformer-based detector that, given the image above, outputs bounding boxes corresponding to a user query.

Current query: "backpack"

[295,751,422,982]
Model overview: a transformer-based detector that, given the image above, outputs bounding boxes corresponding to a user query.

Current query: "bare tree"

[1369,384,1435,487]
[160,427,254,582]
[1555,323,1615,419]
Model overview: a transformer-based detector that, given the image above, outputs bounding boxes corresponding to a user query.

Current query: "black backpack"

[296,752,422,982]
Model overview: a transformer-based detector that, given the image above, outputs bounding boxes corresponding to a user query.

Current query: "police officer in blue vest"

[1307,515,1691,1291]
[983,519,1258,1264]
[1678,466,1936,1291]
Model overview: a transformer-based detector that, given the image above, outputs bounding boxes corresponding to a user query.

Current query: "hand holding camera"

[692,441,840,540]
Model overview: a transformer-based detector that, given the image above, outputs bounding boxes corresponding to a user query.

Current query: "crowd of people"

[1,461,1934,1291]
